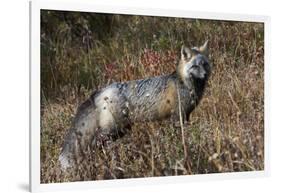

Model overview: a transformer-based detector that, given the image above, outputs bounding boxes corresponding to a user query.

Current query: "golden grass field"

[40,10,264,183]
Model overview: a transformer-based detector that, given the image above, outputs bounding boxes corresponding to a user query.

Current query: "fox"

[59,41,211,170]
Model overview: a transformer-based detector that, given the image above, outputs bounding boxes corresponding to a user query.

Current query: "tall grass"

[40,10,264,183]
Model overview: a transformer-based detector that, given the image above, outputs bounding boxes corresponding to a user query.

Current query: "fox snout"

[189,60,210,79]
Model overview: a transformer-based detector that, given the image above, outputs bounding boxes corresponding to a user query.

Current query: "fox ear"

[181,46,192,61]
[199,40,209,56]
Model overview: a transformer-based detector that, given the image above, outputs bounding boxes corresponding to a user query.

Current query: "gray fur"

[59,41,211,170]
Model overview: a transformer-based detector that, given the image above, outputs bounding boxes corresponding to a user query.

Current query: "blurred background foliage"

[41,10,263,100]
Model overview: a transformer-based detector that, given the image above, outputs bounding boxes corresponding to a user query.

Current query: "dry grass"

[40,11,264,183]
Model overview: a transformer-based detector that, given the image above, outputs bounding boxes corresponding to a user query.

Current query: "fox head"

[178,41,211,87]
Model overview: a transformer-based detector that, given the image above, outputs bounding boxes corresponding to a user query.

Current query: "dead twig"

[176,82,193,174]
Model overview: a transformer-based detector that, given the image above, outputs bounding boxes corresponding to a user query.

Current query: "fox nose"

[202,72,207,77]
[199,70,207,78]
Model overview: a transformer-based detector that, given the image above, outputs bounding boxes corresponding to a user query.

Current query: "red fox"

[59,41,211,170]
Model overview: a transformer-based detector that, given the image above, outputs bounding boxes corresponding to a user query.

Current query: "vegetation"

[40,10,264,183]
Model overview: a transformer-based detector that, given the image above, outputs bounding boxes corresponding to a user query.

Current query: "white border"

[30,0,270,192]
